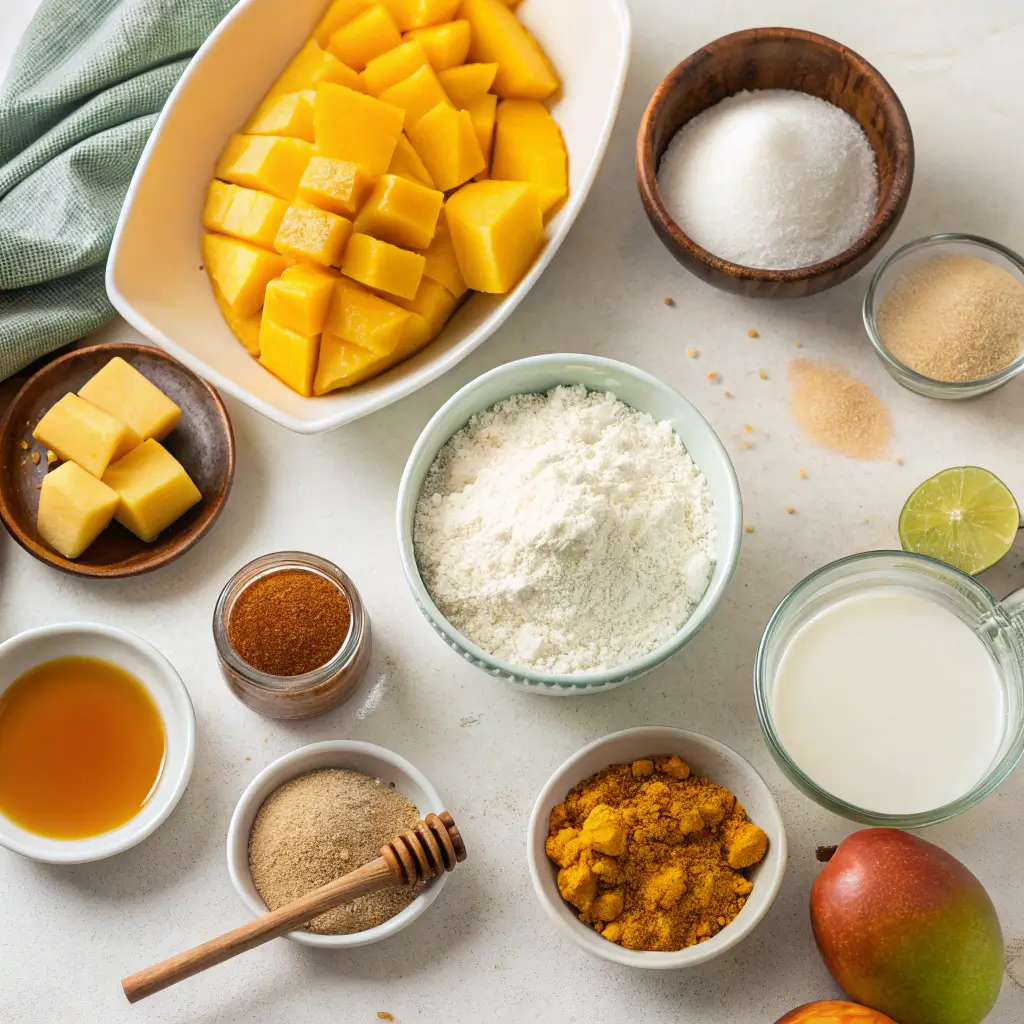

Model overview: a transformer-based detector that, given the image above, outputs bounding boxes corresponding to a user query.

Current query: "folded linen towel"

[0,0,236,379]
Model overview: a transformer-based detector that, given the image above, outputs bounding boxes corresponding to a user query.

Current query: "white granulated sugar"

[413,385,716,675]
[658,89,879,271]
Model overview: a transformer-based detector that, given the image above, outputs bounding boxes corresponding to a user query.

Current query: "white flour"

[413,385,716,674]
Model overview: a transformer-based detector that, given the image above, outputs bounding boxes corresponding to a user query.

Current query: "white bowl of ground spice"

[527,727,787,968]
[864,234,1024,399]
[227,741,450,947]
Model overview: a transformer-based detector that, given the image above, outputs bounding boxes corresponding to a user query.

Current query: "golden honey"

[0,656,165,839]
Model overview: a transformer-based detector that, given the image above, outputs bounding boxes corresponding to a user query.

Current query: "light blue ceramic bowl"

[396,354,743,695]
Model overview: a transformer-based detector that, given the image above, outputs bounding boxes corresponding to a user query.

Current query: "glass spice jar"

[213,551,371,719]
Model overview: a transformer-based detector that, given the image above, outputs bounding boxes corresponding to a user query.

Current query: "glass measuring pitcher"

[754,550,1024,828]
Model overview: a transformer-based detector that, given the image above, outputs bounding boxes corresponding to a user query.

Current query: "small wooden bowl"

[0,343,235,578]
[636,27,915,298]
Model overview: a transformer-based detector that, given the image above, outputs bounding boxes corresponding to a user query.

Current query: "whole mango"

[775,1001,898,1024]
[811,829,1002,1024]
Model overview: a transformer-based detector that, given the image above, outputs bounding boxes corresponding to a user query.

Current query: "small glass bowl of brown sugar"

[213,552,371,719]
[864,233,1024,400]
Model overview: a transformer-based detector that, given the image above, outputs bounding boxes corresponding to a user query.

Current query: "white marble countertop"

[2,1,1023,1021]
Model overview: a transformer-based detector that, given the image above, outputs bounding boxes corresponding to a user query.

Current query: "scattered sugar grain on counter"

[413,385,716,675]
[657,90,878,270]
[788,358,891,461]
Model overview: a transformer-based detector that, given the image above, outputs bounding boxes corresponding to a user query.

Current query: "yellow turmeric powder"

[545,756,768,951]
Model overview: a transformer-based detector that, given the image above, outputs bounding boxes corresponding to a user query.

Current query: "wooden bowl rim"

[636,25,915,284]
[0,342,236,579]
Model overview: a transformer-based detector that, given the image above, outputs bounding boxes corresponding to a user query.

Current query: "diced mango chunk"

[244,90,315,142]
[215,134,313,200]
[392,275,458,332]
[266,40,364,98]
[379,64,451,127]
[342,232,425,299]
[314,334,389,393]
[264,265,337,336]
[465,93,497,172]
[313,83,405,175]
[491,99,567,215]
[383,0,460,31]
[422,222,467,297]
[274,204,353,267]
[78,358,181,443]
[201,233,289,317]
[212,283,262,355]
[361,39,430,96]
[202,181,289,249]
[325,279,412,354]
[354,173,443,249]
[388,133,435,187]
[33,394,140,479]
[296,155,376,217]
[445,179,542,292]
[405,20,471,71]
[102,440,202,543]
[327,4,402,71]
[314,0,372,46]
[37,461,119,559]
[460,0,558,99]
[406,102,484,190]
[258,318,320,396]
[437,62,497,106]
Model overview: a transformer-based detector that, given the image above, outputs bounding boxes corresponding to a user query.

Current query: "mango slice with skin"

[342,232,425,299]
[354,173,444,250]
[202,181,289,249]
[325,279,412,355]
[78,357,181,443]
[361,39,430,96]
[379,64,452,127]
[404,20,471,71]
[102,440,202,543]
[437,62,497,106]
[459,0,558,99]
[445,179,543,293]
[258,318,321,396]
[265,40,364,99]
[274,205,353,268]
[388,133,435,187]
[215,134,314,200]
[313,83,405,175]
[202,233,289,317]
[406,102,484,190]
[327,4,402,71]
[37,461,119,560]
[491,99,567,215]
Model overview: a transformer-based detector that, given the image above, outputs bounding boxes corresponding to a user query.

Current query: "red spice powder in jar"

[227,569,351,676]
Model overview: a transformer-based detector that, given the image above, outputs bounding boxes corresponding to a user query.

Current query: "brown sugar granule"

[249,769,420,935]
[747,329,759,338]
[228,569,351,676]
[788,358,891,461]
[876,254,1024,382]
[664,297,675,307]
[744,525,755,534]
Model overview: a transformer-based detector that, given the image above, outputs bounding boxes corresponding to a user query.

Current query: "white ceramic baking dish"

[107,0,631,434]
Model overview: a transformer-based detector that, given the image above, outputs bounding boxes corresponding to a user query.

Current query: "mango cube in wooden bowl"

[108,0,631,434]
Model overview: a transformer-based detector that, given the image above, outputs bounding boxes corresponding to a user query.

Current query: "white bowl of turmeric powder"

[527,727,787,967]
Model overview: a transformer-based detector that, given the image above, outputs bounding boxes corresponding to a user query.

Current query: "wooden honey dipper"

[121,811,466,1004]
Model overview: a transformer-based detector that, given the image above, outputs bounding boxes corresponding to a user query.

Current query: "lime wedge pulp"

[899,466,1021,575]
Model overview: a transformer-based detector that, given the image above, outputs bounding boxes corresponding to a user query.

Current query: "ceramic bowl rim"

[636,25,915,285]
[225,740,449,947]
[0,622,196,864]
[395,353,743,691]
[525,726,788,967]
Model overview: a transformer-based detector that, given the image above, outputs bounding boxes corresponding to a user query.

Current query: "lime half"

[899,466,1021,575]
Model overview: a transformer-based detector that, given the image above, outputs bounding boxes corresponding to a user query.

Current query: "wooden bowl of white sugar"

[636,27,914,298]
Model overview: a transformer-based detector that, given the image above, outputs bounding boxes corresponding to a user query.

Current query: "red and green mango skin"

[775,1001,899,1024]
[811,829,1003,1024]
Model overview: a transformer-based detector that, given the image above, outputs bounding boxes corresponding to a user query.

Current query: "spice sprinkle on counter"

[545,757,768,951]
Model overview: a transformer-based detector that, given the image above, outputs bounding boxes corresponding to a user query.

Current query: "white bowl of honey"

[0,623,196,863]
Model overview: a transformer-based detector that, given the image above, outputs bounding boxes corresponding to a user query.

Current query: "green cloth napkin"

[0,0,236,380]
